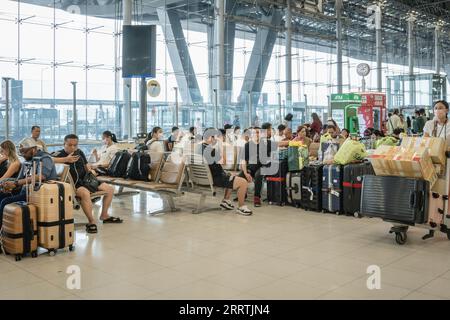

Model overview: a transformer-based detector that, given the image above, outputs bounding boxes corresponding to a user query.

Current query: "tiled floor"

[1,189,450,300]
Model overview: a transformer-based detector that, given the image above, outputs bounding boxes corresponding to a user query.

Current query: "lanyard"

[435,120,447,140]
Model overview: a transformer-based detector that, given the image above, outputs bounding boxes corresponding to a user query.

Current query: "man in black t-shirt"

[239,123,288,207]
[53,134,122,234]
[200,128,252,216]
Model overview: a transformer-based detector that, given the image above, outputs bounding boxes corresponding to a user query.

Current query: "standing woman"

[0,140,21,180]
[423,101,450,145]
[310,113,323,141]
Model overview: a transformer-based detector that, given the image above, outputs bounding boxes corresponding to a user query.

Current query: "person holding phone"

[53,134,122,234]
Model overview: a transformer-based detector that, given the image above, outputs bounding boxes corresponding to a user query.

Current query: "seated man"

[53,134,122,234]
[200,128,252,216]
[0,138,59,227]
[239,123,289,207]
[30,125,48,153]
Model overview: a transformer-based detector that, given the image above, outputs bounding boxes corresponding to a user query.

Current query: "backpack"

[107,150,132,178]
[126,152,151,181]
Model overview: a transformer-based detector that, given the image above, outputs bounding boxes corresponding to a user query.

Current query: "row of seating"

[88,146,220,214]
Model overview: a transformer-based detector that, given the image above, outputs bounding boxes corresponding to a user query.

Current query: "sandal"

[86,224,98,234]
[101,216,123,224]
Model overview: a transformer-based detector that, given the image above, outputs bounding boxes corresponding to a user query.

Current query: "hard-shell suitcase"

[286,172,302,208]
[29,181,75,255]
[428,192,446,227]
[301,163,323,211]
[322,165,343,214]
[266,160,288,206]
[28,159,75,255]
[1,203,38,261]
[342,162,374,217]
[360,175,430,225]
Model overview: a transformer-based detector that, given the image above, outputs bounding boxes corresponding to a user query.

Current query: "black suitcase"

[108,150,132,178]
[266,160,288,206]
[286,172,302,208]
[343,162,374,217]
[126,151,151,181]
[301,163,323,211]
[360,175,430,225]
[322,165,343,214]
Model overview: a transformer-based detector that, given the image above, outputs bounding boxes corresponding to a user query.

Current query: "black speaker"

[122,25,156,78]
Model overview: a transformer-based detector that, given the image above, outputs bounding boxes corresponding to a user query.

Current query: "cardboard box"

[369,145,437,187]
[401,137,446,165]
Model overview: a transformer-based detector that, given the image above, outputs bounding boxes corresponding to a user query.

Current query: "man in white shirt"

[387,109,402,135]
[30,126,48,153]
[273,124,286,142]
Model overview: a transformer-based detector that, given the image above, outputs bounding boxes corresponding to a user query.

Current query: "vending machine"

[330,92,386,135]
[358,92,387,133]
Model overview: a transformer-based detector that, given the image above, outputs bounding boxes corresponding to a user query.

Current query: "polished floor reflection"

[0,189,450,300]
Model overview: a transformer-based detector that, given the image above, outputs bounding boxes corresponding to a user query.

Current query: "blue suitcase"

[322,165,343,214]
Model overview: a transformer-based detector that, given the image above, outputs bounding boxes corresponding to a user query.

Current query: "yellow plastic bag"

[334,139,367,165]
[319,133,332,145]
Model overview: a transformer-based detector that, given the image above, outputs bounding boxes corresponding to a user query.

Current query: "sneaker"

[236,205,253,216]
[220,199,234,210]
[253,196,262,207]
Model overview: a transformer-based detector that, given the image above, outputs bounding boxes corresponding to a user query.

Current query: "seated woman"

[292,126,312,148]
[145,127,165,153]
[200,128,252,216]
[0,140,21,180]
[90,131,119,173]
[340,128,350,140]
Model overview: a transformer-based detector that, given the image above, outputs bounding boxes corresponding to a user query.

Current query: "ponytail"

[150,127,162,140]
[111,133,118,143]
[102,130,118,143]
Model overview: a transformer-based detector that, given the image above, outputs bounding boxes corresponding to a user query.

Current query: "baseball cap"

[19,138,38,149]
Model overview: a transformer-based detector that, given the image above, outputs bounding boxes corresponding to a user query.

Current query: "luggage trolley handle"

[31,157,43,192]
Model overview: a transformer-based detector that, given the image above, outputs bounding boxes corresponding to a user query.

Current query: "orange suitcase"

[1,203,38,261]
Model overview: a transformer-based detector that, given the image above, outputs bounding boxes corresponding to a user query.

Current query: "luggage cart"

[388,152,450,245]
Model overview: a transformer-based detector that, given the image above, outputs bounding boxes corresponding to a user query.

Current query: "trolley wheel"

[31,251,38,258]
[268,202,273,205]
[354,212,360,218]
[15,255,21,261]
[48,250,56,257]
[395,232,407,245]
[69,245,75,252]
[335,211,341,216]
[447,232,450,241]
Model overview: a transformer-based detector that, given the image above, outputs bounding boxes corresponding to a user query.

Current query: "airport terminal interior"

[1,0,450,300]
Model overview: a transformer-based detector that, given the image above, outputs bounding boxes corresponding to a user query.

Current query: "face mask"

[435,109,447,119]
